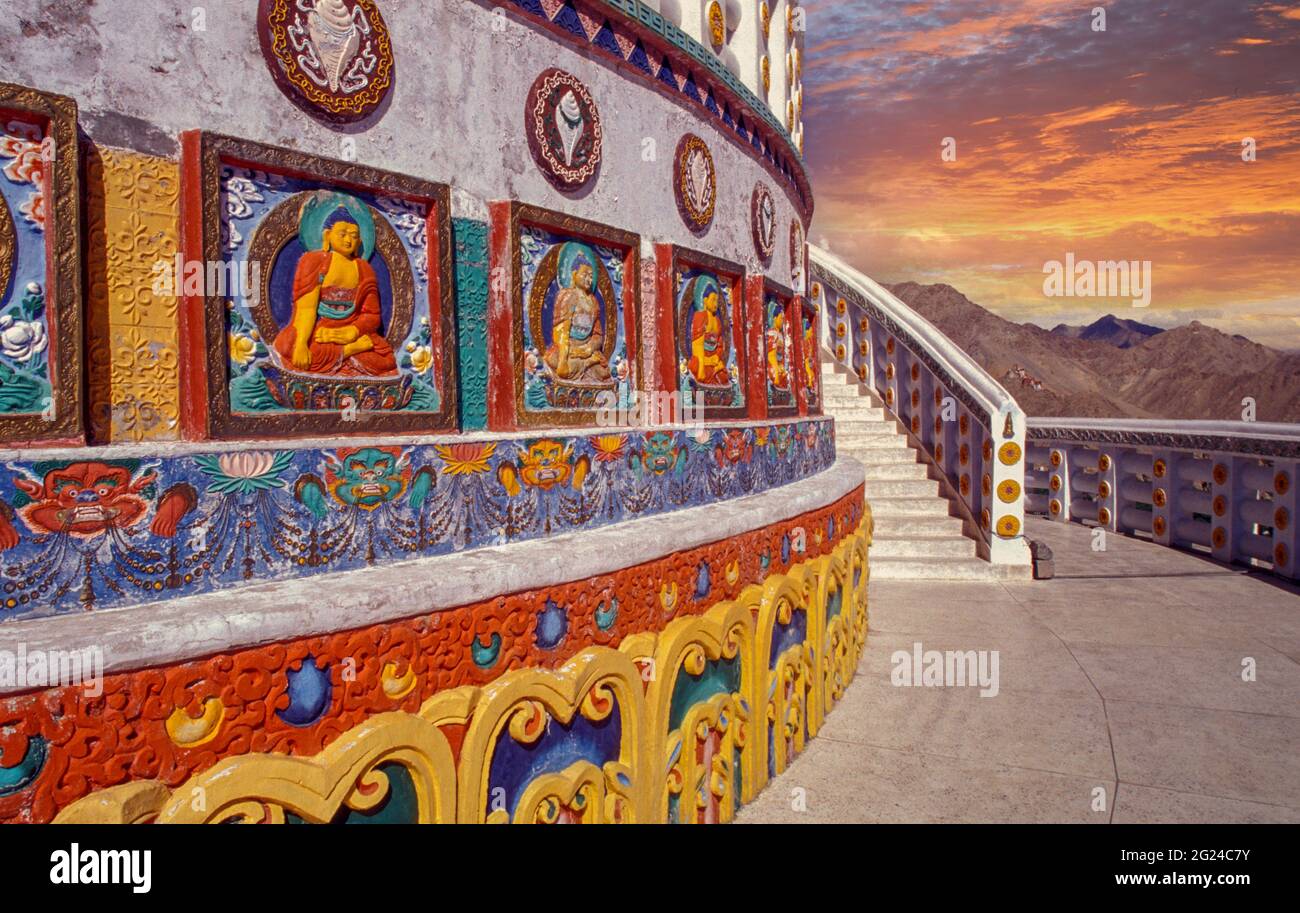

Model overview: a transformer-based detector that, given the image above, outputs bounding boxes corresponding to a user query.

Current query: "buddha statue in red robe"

[273,210,397,377]
[687,276,730,387]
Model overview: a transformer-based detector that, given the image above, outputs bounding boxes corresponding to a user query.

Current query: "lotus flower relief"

[306,0,363,93]
[0,315,48,362]
[229,332,257,366]
[688,428,714,452]
[435,442,497,476]
[194,450,295,494]
[409,345,433,375]
[589,435,627,463]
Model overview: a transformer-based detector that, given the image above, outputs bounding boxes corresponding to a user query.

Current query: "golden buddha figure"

[767,309,790,390]
[803,314,817,392]
[544,243,611,383]
[273,196,397,377]
[687,275,730,387]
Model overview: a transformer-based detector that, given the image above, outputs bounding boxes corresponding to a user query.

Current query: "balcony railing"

[1026,418,1300,581]
[808,245,1031,569]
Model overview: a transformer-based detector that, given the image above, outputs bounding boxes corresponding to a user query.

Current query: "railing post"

[988,405,1028,563]
[1049,443,1071,523]
[1097,449,1121,534]
[1274,460,1297,580]
[1211,456,1236,565]
[1151,449,1175,546]
[879,333,899,419]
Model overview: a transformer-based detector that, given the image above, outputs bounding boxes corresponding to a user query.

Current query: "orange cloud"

[803,0,1300,349]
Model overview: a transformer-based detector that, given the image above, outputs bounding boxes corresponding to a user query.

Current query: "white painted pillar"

[731,1,766,103]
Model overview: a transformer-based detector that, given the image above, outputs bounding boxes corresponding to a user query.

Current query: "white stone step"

[861,461,929,481]
[846,446,916,464]
[871,513,966,537]
[866,497,954,516]
[870,536,977,559]
[826,413,889,426]
[823,389,873,402]
[863,479,940,498]
[836,429,902,446]
[867,557,1002,580]
[841,442,915,457]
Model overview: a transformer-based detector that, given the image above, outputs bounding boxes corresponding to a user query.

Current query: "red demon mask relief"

[15,462,155,538]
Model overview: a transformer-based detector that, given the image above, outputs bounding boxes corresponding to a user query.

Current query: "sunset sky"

[801,0,1300,349]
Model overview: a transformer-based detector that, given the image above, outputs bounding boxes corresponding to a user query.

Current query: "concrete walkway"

[737,517,1300,824]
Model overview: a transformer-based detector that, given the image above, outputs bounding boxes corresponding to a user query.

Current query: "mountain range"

[1049,314,1164,349]
[885,282,1300,423]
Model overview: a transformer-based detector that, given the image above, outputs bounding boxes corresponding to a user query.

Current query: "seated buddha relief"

[767,304,791,393]
[685,274,730,388]
[273,193,398,378]
[541,241,611,385]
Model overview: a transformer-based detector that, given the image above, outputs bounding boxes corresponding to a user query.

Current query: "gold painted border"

[0,82,83,444]
[194,133,457,439]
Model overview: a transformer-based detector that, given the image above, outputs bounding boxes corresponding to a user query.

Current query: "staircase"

[822,358,996,580]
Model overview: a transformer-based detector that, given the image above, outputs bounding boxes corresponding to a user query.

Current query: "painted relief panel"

[0,119,48,416]
[184,134,456,438]
[85,148,183,444]
[801,298,821,414]
[513,206,639,428]
[671,249,745,420]
[0,84,82,444]
[0,419,834,619]
[764,290,796,417]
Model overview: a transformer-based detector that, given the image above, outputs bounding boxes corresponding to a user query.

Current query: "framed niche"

[658,244,747,421]
[178,132,457,439]
[756,277,798,419]
[490,202,641,430]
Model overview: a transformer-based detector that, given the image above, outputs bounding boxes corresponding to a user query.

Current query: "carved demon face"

[774,425,794,455]
[330,448,407,510]
[642,431,679,475]
[15,462,154,538]
[519,440,574,490]
[720,429,752,464]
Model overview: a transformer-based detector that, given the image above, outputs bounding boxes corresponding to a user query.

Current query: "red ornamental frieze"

[257,0,396,125]
[752,182,777,263]
[674,134,717,232]
[0,487,865,823]
[526,69,604,191]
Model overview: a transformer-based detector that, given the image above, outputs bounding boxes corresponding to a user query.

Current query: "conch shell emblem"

[555,90,586,166]
[307,0,363,92]
[687,148,713,212]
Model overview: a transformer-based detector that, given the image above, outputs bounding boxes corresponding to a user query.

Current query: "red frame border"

[488,201,642,431]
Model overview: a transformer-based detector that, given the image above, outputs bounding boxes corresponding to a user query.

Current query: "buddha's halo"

[298,190,377,260]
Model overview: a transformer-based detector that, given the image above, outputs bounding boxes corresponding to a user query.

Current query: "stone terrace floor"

[737,517,1300,823]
